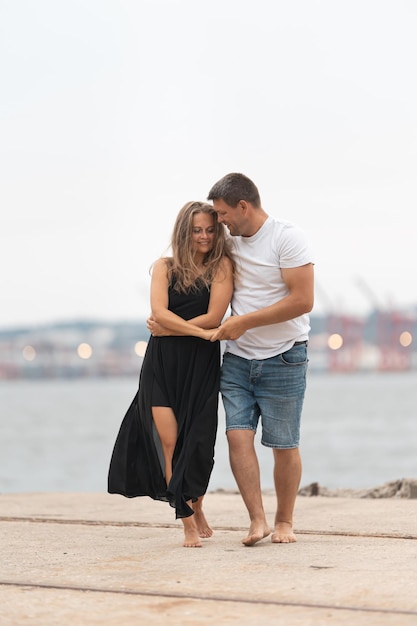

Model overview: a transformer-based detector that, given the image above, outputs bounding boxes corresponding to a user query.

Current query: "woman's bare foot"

[193,509,213,538]
[192,496,213,538]
[271,520,297,543]
[182,516,202,548]
[242,521,271,547]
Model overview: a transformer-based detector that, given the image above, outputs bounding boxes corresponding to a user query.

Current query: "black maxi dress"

[108,280,220,519]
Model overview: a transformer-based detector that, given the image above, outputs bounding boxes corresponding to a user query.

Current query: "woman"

[108,201,235,547]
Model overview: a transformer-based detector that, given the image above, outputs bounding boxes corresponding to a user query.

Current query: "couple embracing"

[108,173,314,548]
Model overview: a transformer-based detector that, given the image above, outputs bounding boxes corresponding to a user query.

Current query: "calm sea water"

[1,372,416,494]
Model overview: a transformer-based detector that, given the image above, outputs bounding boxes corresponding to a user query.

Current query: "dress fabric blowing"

[108,280,220,518]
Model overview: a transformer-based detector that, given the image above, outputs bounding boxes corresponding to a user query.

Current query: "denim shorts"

[220,343,308,449]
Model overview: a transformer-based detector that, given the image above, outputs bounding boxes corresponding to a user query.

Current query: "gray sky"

[1,0,416,328]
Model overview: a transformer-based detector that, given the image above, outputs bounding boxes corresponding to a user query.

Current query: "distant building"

[0,311,416,379]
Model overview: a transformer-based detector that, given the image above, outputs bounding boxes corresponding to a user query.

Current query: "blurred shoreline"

[295,477,417,499]
[2,373,416,493]
[1,311,417,379]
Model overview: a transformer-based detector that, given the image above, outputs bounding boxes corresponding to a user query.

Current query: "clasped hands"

[146,316,246,342]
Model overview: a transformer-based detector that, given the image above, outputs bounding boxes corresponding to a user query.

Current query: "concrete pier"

[1,491,416,625]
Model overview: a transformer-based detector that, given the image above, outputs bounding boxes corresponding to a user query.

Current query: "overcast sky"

[1,0,416,328]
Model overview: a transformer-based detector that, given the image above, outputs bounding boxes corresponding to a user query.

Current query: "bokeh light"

[399,331,412,348]
[134,341,148,357]
[22,345,36,361]
[77,343,93,359]
[328,333,343,350]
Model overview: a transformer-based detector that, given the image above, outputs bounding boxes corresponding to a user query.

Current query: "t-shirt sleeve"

[278,224,314,268]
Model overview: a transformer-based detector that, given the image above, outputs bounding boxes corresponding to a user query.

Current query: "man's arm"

[210,263,314,342]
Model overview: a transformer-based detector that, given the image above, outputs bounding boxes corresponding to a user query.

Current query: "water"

[1,372,416,494]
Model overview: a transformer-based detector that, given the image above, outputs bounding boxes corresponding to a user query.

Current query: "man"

[208,173,314,546]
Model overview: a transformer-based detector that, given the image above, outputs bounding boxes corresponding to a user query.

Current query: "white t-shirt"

[225,216,314,360]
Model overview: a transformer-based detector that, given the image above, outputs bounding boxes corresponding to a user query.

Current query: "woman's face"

[191,212,216,259]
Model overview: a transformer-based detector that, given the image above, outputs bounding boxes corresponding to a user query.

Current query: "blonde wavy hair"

[166,201,235,293]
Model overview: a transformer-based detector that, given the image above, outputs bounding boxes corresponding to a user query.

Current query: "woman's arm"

[188,256,234,328]
[149,259,216,340]
[148,257,234,338]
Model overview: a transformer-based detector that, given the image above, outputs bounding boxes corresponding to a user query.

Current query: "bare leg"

[153,407,200,547]
[227,430,270,546]
[271,447,301,543]
[152,406,177,485]
[192,496,213,538]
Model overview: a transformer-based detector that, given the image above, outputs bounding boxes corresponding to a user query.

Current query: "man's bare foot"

[242,522,271,547]
[271,521,297,543]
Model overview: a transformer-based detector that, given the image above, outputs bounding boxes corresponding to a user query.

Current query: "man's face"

[213,199,243,236]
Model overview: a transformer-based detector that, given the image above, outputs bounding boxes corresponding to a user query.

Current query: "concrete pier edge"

[1,487,417,625]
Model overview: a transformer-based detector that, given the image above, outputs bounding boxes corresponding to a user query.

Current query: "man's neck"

[243,210,268,237]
